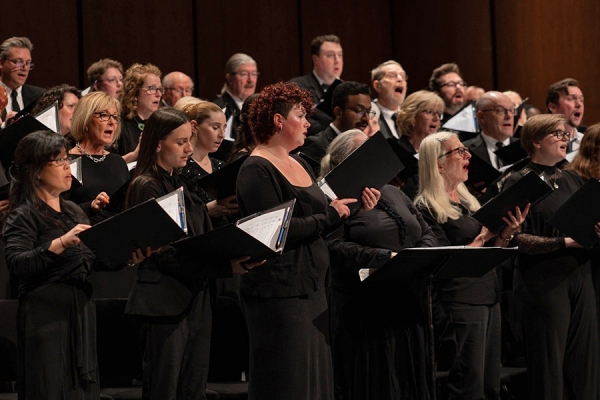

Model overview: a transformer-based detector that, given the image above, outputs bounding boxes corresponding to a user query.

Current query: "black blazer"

[464,133,518,168]
[296,125,337,164]
[213,92,240,161]
[1,84,45,119]
[375,103,398,140]
[289,73,334,136]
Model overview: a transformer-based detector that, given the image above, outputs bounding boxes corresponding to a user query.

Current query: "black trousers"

[142,289,212,400]
[434,301,501,400]
[515,262,599,400]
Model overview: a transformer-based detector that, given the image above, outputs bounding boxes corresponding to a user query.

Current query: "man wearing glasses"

[465,91,517,170]
[296,81,372,165]
[0,36,45,123]
[546,78,585,154]
[290,34,344,136]
[161,71,194,108]
[370,60,408,140]
[429,63,467,125]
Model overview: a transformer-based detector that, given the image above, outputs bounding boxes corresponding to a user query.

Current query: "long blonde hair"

[414,131,480,223]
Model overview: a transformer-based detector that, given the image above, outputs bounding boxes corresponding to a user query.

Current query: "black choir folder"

[318,131,403,211]
[79,188,187,267]
[473,171,552,234]
[0,116,51,171]
[549,179,600,248]
[465,150,501,189]
[194,154,248,199]
[172,199,295,264]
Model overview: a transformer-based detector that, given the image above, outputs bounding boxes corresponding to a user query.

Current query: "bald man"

[161,71,194,107]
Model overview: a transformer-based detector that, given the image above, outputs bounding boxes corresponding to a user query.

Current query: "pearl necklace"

[76,142,107,163]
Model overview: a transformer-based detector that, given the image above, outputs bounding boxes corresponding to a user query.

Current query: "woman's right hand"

[330,198,358,219]
[49,224,91,254]
[230,256,265,275]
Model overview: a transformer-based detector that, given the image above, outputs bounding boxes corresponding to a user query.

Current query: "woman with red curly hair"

[236,82,378,399]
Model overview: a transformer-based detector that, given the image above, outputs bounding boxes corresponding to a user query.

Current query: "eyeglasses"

[548,130,570,140]
[440,80,467,89]
[346,107,377,119]
[438,146,470,159]
[421,109,442,118]
[5,58,34,70]
[94,112,121,123]
[48,156,71,166]
[99,76,123,86]
[233,71,260,79]
[141,86,165,95]
[481,107,517,116]
[164,87,194,95]
[382,72,408,81]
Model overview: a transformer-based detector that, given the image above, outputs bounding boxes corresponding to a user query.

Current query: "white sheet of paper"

[34,102,59,133]
[69,157,83,184]
[127,161,137,171]
[442,103,478,133]
[156,187,187,232]
[237,208,286,249]
[318,179,338,200]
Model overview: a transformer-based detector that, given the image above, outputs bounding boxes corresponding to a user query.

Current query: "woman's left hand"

[129,246,160,266]
[360,188,380,211]
[594,222,600,239]
[499,203,530,241]
[91,192,110,211]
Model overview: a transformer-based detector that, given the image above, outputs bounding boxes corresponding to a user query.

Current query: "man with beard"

[546,78,585,153]
[0,36,45,123]
[296,81,372,163]
[290,34,343,136]
[370,60,407,139]
[429,63,467,125]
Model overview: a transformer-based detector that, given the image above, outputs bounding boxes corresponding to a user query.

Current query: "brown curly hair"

[249,82,313,144]
[120,63,161,119]
[567,124,600,180]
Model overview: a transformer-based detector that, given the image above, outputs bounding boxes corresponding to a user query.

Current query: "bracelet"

[500,233,515,242]
[59,236,67,249]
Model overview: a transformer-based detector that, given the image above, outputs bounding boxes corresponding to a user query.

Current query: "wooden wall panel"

[80,0,195,89]
[195,0,301,101]
[298,0,394,85]
[0,0,80,89]
[494,0,600,125]
[392,0,494,96]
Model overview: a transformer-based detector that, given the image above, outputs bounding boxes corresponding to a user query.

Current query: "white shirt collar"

[225,90,244,111]
[329,123,342,136]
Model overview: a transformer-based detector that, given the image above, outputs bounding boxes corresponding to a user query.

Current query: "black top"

[419,201,500,305]
[295,125,337,165]
[397,135,420,200]
[236,155,342,298]
[65,153,130,217]
[179,156,225,204]
[114,116,144,156]
[329,185,437,292]
[504,163,589,290]
[125,168,222,317]
[3,201,95,295]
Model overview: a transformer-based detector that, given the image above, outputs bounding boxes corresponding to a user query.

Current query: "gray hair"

[0,37,33,60]
[371,60,403,82]
[220,53,257,95]
[319,129,367,179]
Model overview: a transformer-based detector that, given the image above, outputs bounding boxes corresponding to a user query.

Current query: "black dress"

[126,168,229,400]
[329,185,437,400]
[65,152,133,298]
[113,116,144,156]
[419,201,502,400]
[3,201,99,399]
[504,164,599,399]
[236,155,342,400]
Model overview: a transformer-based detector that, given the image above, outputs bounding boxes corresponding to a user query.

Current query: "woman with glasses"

[503,115,600,398]
[395,90,445,199]
[125,108,260,399]
[86,58,124,99]
[415,131,527,399]
[2,130,143,399]
[116,63,163,163]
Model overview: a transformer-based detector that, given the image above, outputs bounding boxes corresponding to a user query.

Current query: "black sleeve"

[326,224,392,272]
[419,206,452,247]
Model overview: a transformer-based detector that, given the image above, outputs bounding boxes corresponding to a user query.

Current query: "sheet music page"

[34,101,59,133]
[127,161,137,171]
[156,187,186,232]
[237,208,286,249]
[69,157,83,184]
[318,179,338,200]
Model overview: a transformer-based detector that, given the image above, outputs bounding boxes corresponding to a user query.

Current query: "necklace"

[134,115,145,131]
[76,142,107,163]
[529,163,560,189]
[264,148,292,168]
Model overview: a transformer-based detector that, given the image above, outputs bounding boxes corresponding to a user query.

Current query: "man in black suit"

[546,78,585,153]
[0,36,45,123]
[290,34,343,136]
[464,91,517,170]
[370,60,407,139]
[212,53,258,160]
[296,81,372,164]
[429,63,467,125]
